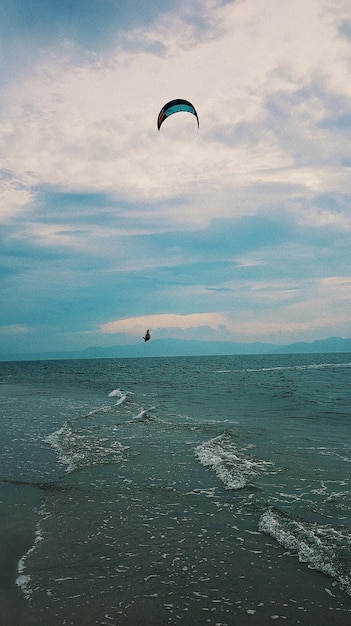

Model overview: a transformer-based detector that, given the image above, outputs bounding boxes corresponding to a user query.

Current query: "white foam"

[243,361,351,374]
[133,409,149,420]
[16,505,47,599]
[87,406,109,416]
[45,421,129,473]
[44,423,78,473]
[115,395,127,406]
[194,433,274,490]
[128,407,156,423]
[108,388,127,405]
[259,508,351,596]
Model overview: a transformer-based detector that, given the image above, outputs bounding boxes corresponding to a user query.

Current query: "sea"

[1,353,351,626]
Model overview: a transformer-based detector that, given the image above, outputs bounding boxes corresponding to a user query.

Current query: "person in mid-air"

[143,329,151,342]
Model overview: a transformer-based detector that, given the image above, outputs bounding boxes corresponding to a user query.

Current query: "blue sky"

[1,0,351,354]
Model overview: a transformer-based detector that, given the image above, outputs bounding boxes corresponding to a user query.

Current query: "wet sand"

[0,483,40,626]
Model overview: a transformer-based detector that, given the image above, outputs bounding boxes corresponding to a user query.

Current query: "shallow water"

[1,354,351,624]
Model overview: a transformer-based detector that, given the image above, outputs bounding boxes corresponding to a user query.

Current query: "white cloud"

[298,206,351,231]
[98,296,351,343]
[2,0,351,353]
[2,0,350,217]
[101,312,227,335]
[0,179,34,223]
[0,324,29,335]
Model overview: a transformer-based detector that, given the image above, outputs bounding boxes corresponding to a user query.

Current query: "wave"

[194,432,275,490]
[128,407,156,423]
[43,387,158,473]
[86,389,128,417]
[16,503,48,599]
[243,361,351,374]
[45,421,130,474]
[108,388,128,405]
[259,508,351,596]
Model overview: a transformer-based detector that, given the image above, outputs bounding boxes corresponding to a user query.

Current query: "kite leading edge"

[157,99,199,130]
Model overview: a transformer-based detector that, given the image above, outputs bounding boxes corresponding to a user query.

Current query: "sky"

[1,0,351,355]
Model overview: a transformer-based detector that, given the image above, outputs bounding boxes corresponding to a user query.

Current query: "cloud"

[1,0,351,355]
[0,177,34,223]
[101,312,228,335]
[0,0,201,83]
[0,324,29,335]
[2,0,349,220]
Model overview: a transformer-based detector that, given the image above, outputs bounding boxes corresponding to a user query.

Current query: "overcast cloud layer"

[1,0,351,354]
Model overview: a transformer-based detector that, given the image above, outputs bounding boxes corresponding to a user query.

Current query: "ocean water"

[1,353,351,625]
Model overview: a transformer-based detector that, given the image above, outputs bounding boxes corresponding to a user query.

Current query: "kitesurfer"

[143,329,151,342]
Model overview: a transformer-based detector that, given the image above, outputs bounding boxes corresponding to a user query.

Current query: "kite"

[157,99,199,130]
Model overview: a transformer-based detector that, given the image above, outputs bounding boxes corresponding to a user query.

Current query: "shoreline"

[0,481,41,624]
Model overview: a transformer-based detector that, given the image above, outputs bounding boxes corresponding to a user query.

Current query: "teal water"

[1,354,351,625]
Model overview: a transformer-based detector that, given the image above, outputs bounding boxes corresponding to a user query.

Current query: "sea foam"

[16,504,47,599]
[45,421,129,473]
[108,388,127,405]
[259,508,351,596]
[194,433,274,490]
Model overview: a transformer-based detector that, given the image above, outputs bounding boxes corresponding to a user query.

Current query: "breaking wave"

[259,508,351,596]
[194,432,275,490]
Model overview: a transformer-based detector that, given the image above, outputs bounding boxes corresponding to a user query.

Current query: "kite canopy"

[157,99,199,130]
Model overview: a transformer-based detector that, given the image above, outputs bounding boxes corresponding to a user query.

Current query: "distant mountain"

[272,336,351,354]
[1,336,351,362]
